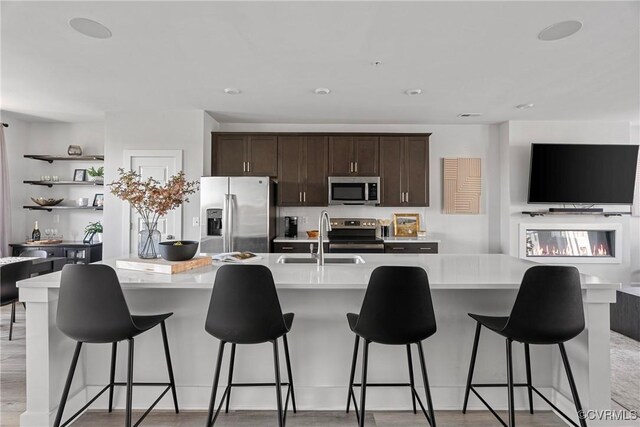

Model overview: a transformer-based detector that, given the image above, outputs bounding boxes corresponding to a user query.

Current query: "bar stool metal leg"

[126,338,134,427]
[558,343,587,427]
[358,340,370,427]
[417,341,436,427]
[406,344,417,414]
[160,320,179,414]
[462,322,481,413]
[108,342,117,412]
[346,335,360,414]
[9,302,16,340]
[282,334,297,413]
[53,342,83,427]
[524,343,534,414]
[272,339,284,427]
[206,341,226,427]
[224,343,236,414]
[505,339,515,427]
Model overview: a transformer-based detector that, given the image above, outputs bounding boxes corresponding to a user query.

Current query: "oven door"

[329,181,366,205]
[329,242,385,253]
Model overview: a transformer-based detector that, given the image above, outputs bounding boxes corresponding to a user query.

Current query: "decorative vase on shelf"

[138,222,161,259]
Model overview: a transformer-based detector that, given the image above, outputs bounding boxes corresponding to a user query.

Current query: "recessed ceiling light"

[69,17,112,39]
[223,88,241,95]
[457,113,483,118]
[405,89,422,96]
[372,60,383,67]
[516,103,535,110]
[314,88,331,95]
[538,20,582,41]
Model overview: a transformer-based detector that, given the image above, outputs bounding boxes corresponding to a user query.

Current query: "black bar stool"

[53,264,179,427]
[1,260,31,340]
[462,265,587,427]
[346,266,437,427]
[204,264,296,427]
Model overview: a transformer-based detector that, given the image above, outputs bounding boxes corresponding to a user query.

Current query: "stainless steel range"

[328,218,384,253]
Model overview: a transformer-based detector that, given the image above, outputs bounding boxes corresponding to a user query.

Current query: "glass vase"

[138,222,161,259]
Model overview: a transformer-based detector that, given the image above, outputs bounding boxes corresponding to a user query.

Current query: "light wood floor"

[0,304,629,427]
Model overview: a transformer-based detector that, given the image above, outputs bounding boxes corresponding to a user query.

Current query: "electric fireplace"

[519,223,622,264]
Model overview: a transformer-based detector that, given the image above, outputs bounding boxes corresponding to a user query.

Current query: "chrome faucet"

[317,210,332,265]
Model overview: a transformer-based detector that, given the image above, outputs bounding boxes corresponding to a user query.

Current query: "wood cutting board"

[115,256,212,274]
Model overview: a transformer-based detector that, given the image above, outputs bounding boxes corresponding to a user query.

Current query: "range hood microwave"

[328,176,380,206]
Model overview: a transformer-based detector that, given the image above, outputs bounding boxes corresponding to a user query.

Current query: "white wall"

[1,114,104,246]
[219,122,501,254]
[501,121,637,284]
[103,110,218,259]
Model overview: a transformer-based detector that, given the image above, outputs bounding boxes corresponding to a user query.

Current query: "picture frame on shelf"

[92,193,104,207]
[393,213,420,237]
[73,169,86,182]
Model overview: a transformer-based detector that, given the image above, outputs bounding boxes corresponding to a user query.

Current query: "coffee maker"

[284,216,298,238]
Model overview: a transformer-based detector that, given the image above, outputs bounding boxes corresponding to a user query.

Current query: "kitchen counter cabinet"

[18,254,618,426]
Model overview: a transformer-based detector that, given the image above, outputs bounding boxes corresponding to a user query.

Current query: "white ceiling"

[1,1,639,125]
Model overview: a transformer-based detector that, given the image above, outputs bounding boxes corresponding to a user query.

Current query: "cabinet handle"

[354,162,358,173]
[247,162,250,172]
[303,192,306,202]
[392,247,406,250]
[299,192,302,203]
[405,192,409,203]
[349,162,353,173]
[243,162,246,172]
[401,192,405,203]
[419,247,433,251]
[281,246,294,250]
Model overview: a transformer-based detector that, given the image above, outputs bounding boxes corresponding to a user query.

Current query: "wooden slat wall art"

[443,158,481,214]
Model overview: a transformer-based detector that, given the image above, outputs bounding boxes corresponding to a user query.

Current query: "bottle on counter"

[31,221,41,241]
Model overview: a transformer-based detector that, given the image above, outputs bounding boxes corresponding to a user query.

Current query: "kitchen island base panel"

[19,285,610,427]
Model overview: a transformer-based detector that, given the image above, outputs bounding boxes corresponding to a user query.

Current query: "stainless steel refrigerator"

[200,177,276,254]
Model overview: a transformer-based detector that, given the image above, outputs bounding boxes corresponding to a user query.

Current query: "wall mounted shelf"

[521,210,631,218]
[23,180,104,187]
[24,154,104,163]
[23,206,104,212]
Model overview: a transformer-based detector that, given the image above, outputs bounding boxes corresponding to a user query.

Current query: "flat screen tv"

[527,143,639,205]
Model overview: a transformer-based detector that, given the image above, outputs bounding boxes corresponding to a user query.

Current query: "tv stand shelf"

[522,210,631,218]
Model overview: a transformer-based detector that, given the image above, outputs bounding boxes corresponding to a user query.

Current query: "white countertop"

[273,235,441,243]
[18,254,618,291]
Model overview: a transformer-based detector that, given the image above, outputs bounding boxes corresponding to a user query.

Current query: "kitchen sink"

[276,255,365,264]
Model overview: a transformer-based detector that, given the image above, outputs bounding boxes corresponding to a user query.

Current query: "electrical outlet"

[301,217,307,225]
[53,215,60,224]
[192,217,200,227]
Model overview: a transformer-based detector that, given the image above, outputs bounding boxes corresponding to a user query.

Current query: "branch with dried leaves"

[108,169,199,227]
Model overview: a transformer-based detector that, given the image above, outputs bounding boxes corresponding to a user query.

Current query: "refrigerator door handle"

[223,194,230,252]
[228,194,235,252]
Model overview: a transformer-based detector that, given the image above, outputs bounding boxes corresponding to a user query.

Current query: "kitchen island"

[18,254,618,426]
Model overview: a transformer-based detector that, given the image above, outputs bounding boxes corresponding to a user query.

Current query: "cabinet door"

[212,134,246,176]
[277,136,303,206]
[328,136,354,176]
[404,136,430,206]
[353,136,379,176]
[303,136,328,206]
[379,136,404,206]
[247,135,278,176]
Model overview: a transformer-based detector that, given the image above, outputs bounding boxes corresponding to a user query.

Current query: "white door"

[122,150,183,255]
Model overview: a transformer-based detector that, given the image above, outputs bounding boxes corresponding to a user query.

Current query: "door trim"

[121,150,183,256]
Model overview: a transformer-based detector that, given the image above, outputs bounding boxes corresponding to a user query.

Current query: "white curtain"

[0,127,11,257]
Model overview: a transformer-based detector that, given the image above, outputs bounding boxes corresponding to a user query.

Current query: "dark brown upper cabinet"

[328,135,379,176]
[277,135,328,206]
[212,133,278,177]
[380,135,430,207]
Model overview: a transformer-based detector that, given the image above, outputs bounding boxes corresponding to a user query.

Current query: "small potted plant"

[84,221,103,243]
[86,166,104,183]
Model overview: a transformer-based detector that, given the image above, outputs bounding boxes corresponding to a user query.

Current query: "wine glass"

[44,229,52,240]
[52,228,58,239]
